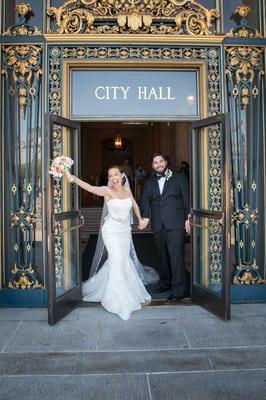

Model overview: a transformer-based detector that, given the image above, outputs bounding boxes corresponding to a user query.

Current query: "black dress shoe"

[166,294,184,302]
[154,286,171,293]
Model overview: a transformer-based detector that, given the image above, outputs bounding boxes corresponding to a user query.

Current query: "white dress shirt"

[157,169,167,195]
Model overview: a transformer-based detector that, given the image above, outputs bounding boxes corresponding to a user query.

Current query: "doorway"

[79,121,191,301]
[46,114,231,324]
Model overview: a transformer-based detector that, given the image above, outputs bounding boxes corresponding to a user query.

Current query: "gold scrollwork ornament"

[47,0,219,35]
[225,46,264,108]
[9,271,42,289]
[2,45,43,117]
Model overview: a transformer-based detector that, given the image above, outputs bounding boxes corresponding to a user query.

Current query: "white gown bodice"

[102,198,132,232]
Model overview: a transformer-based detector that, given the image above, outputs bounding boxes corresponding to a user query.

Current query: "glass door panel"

[53,211,83,298]
[191,114,231,320]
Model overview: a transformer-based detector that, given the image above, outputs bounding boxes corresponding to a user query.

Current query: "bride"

[65,166,158,320]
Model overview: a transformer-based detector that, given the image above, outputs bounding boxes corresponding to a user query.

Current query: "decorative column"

[225,5,265,285]
[1,3,43,289]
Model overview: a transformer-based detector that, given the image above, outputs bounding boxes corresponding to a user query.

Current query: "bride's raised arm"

[65,173,109,197]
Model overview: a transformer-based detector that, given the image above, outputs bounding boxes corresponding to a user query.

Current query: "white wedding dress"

[82,197,152,320]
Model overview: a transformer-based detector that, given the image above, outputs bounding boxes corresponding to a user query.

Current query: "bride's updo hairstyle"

[108,165,126,185]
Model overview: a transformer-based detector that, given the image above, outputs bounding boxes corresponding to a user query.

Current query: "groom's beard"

[154,166,168,175]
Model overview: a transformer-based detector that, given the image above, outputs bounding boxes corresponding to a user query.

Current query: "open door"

[45,114,83,325]
[190,114,232,320]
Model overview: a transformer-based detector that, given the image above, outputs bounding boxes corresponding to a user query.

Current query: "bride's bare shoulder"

[104,186,114,200]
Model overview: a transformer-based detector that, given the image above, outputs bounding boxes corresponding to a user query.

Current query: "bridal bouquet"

[49,155,74,178]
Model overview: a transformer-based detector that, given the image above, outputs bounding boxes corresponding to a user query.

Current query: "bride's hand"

[138,218,149,230]
[137,219,146,230]
[65,172,74,183]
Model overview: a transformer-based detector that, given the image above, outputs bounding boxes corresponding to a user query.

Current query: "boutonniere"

[165,169,173,180]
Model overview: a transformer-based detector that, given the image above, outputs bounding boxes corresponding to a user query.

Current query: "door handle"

[189,221,209,229]
[188,214,209,229]
[189,215,223,232]
[53,214,84,235]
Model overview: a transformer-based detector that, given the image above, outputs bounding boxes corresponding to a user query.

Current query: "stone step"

[1,370,266,400]
[0,346,266,376]
[1,304,266,400]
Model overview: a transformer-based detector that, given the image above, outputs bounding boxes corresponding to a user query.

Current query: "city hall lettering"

[94,86,176,101]
[71,71,198,118]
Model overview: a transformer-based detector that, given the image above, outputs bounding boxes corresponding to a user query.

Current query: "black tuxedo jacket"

[141,170,190,232]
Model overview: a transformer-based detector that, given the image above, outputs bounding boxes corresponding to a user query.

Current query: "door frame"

[45,113,82,325]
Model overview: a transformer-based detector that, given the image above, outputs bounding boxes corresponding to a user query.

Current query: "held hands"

[138,218,149,231]
[138,218,190,232]
[137,219,145,230]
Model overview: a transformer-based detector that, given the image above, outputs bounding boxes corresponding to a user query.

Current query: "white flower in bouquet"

[49,155,74,178]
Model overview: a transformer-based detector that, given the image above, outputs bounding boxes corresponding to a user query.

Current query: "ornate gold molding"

[48,0,220,35]
[2,16,44,289]
[4,3,41,36]
[8,267,43,289]
[2,45,43,117]
[225,46,264,108]
[232,204,258,228]
[226,5,261,38]
[233,263,264,285]
[11,207,35,231]
[44,33,225,44]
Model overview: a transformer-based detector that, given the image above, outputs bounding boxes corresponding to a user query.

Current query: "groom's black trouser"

[154,226,186,297]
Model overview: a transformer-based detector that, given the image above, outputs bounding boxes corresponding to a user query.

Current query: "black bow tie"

[156,173,166,180]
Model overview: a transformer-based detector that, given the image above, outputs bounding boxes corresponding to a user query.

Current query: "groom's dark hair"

[150,152,168,163]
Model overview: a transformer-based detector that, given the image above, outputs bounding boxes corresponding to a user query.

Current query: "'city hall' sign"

[71,70,198,120]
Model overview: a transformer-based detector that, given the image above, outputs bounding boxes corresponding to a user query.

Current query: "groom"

[141,152,190,301]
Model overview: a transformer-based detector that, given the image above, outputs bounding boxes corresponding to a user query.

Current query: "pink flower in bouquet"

[49,155,74,178]
[55,165,61,174]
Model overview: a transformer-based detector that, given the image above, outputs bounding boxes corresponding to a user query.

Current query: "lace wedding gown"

[82,197,152,320]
